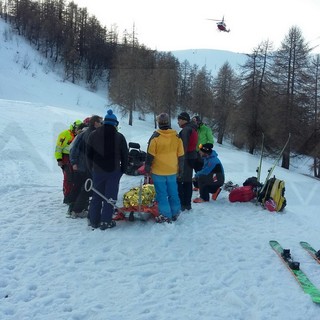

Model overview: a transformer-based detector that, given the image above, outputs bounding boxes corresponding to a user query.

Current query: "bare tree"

[190,66,214,119]
[212,62,239,144]
[270,26,312,169]
[108,25,147,125]
[305,54,320,177]
[177,60,198,110]
[237,40,273,154]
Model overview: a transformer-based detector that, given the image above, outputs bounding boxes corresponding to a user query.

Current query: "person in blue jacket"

[193,143,225,203]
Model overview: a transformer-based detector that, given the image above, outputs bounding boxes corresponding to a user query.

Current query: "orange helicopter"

[207,16,230,33]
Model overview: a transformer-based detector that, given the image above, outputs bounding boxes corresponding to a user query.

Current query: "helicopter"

[207,16,230,33]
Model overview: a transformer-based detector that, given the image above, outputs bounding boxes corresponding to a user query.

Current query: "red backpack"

[229,185,255,203]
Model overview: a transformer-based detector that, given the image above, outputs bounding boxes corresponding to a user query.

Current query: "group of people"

[55,109,225,229]
[55,110,128,230]
[144,112,225,223]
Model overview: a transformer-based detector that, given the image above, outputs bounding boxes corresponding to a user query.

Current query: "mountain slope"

[1,17,320,320]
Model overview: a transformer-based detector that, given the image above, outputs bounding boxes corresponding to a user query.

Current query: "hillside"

[1,17,320,320]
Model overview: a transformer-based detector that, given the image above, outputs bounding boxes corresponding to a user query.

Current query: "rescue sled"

[85,179,158,222]
[113,202,159,222]
[113,182,158,222]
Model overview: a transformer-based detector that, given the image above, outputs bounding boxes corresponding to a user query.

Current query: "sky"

[71,0,320,54]
[1,18,320,320]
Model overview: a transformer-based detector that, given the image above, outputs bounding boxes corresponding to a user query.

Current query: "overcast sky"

[72,0,320,54]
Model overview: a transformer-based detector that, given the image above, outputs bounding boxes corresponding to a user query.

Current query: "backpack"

[257,176,286,212]
[229,185,256,203]
[243,176,263,190]
[126,142,146,176]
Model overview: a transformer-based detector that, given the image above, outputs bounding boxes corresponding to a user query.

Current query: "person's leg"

[183,181,193,209]
[88,172,104,227]
[199,185,210,201]
[152,174,171,218]
[101,170,122,223]
[184,159,195,208]
[193,154,203,189]
[67,171,84,214]
[62,161,74,203]
[72,172,90,214]
[177,181,185,209]
[166,174,181,217]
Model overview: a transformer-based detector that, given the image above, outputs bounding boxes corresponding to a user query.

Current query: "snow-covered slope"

[1,18,320,320]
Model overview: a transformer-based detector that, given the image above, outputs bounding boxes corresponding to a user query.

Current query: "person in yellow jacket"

[55,120,83,204]
[144,113,184,223]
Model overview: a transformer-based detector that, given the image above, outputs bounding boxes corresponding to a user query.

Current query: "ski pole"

[257,133,291,201]
[265,133,291,181]
[138,178,143,213]
[256,132,264,183]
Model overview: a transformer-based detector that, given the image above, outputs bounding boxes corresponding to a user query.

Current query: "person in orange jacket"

[55,120,83,204]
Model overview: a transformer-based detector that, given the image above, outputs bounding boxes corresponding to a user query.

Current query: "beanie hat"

[199,143,213,154]
[178,112,190,122]
[157,113,170,129]
[104,109,119,126]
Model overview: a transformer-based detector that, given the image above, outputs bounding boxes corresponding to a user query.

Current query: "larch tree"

[212,62,239,145]
[270,26,311,169]
[237,40,273,154]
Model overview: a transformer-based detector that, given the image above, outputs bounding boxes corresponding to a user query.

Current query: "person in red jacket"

[55,120,83,204]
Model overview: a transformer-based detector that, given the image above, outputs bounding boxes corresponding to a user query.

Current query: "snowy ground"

[1,18,320,320]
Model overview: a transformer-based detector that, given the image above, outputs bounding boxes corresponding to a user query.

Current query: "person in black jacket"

[86,110,128,230]
[177,112,198,211]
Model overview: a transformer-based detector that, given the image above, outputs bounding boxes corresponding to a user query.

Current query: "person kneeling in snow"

[193,143,225,203]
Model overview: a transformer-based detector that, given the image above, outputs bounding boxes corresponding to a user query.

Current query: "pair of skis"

[270,240,320,304]
[256,133,291,184]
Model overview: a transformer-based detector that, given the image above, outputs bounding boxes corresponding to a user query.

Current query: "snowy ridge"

[171,48,247,75]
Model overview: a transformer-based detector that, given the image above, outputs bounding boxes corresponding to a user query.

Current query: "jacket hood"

[157,128,178,138]
[207,150,218,158]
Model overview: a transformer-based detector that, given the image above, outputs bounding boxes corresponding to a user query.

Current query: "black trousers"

[193,153,203,188]
[68,171,91,213]
[178,181,193,208]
